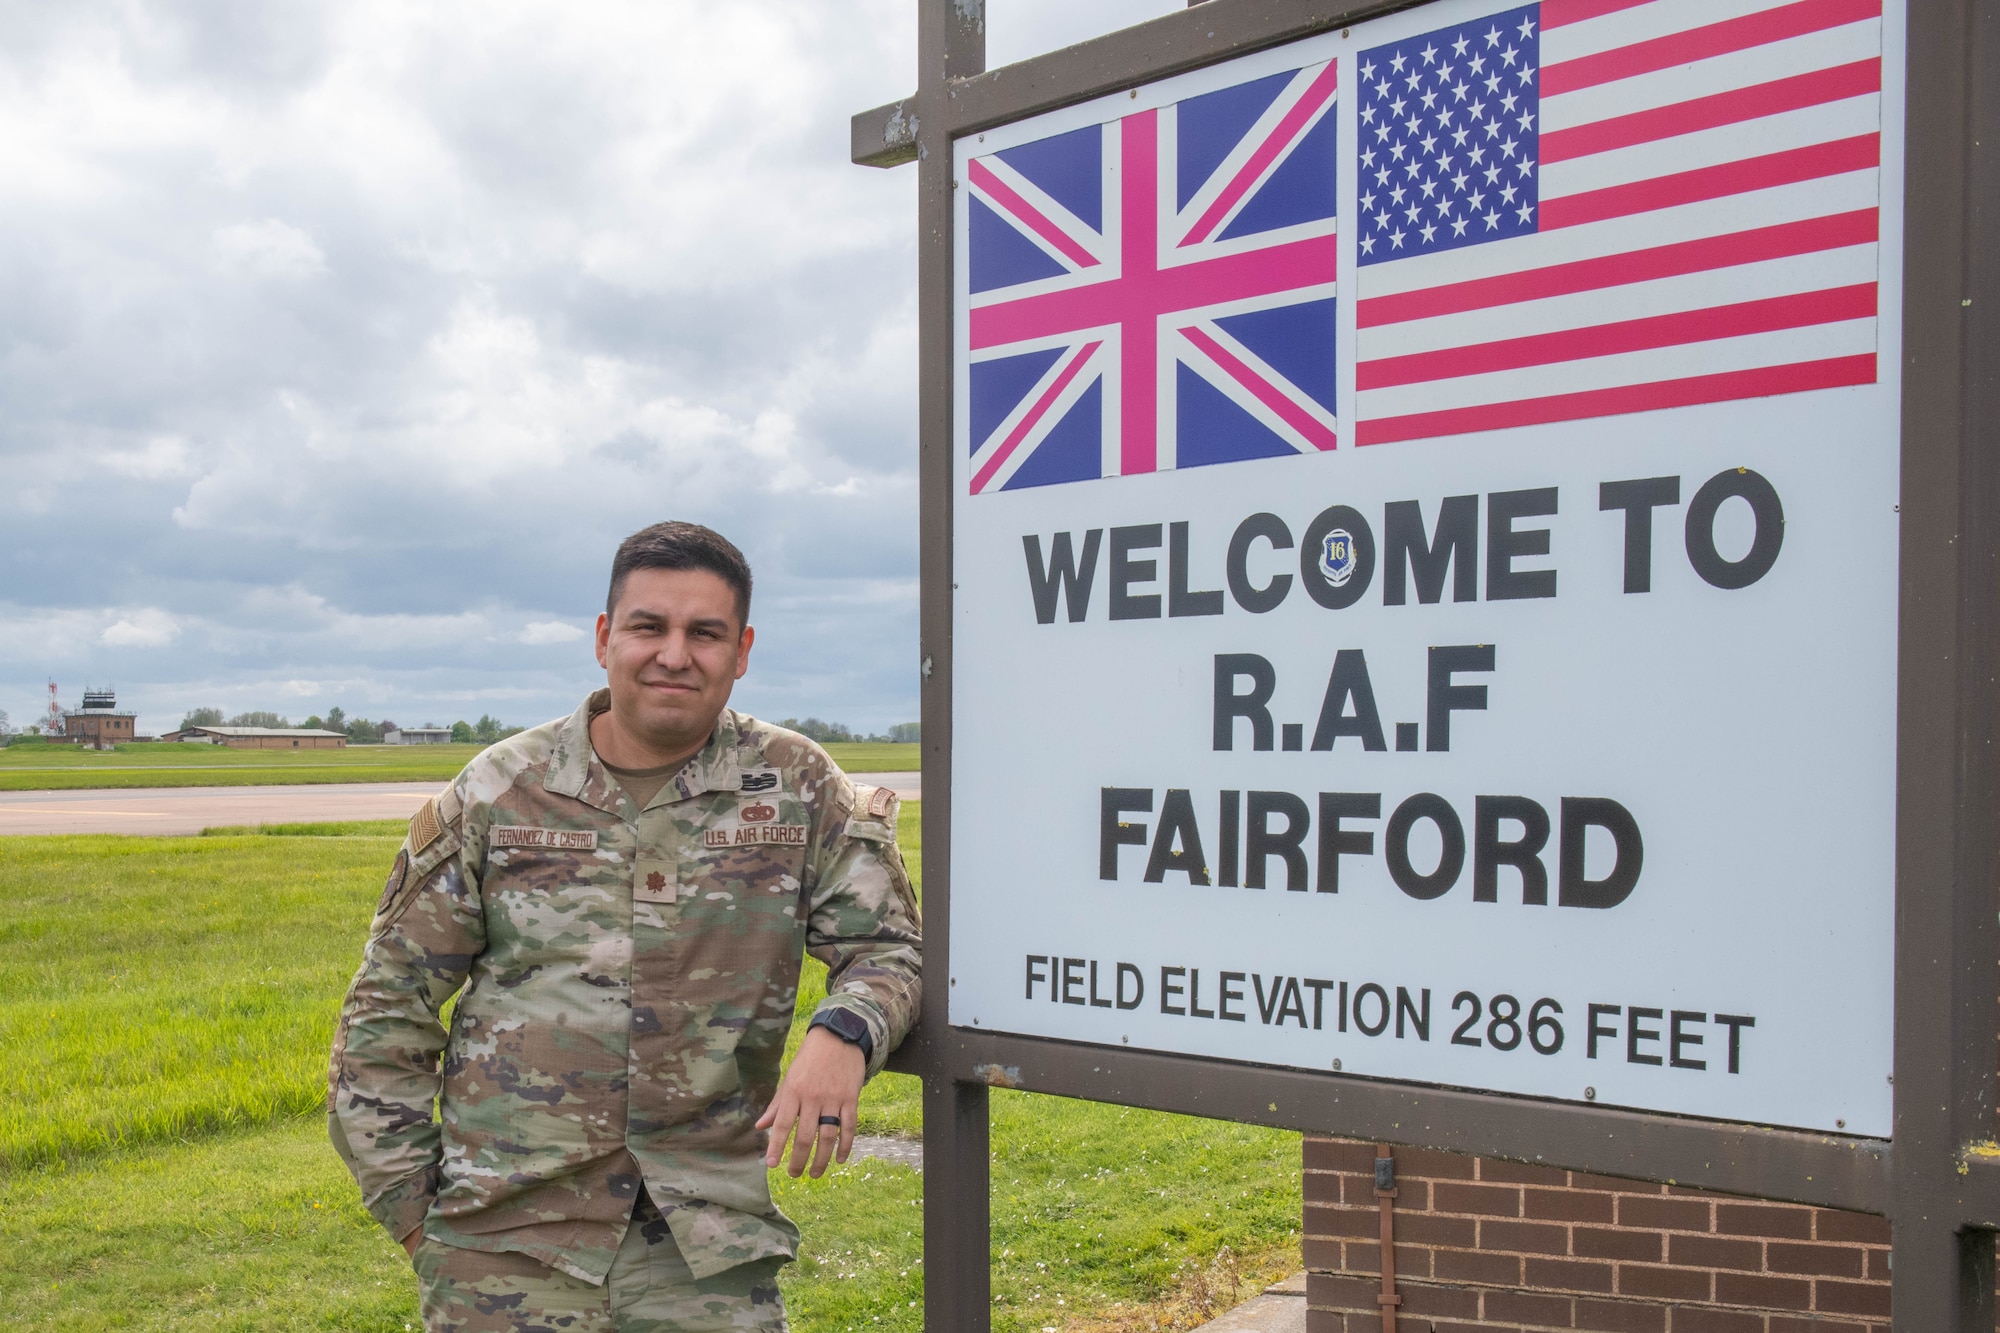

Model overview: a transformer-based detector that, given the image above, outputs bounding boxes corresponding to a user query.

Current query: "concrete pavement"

[854,771,922,802]
[1194,1273,1307,1332]
[0,782,439,836]
[0,773,921,836]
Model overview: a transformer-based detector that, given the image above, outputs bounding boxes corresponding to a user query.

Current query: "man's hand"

[756,1025,866,1178]
[400,1227,422,1258]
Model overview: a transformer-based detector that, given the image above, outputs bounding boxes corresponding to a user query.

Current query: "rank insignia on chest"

[634,859,675,903]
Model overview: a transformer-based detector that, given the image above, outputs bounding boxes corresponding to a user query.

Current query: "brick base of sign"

[1302,1136,1899,1331]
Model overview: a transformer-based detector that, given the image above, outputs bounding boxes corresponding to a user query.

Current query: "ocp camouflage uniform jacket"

[328,691,922,1284]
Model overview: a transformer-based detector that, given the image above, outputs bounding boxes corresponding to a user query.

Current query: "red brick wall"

[1303,1135,1894,1331]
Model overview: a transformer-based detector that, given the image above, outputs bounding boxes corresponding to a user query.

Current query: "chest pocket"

[681,794,812,920]
[480,832,628,948]
[485,845,605,894]
[685,830,809,899]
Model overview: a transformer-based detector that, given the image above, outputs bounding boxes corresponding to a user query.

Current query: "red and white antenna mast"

[46,680,63,736]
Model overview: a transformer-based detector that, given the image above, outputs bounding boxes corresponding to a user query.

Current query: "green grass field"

[0,806,1299,1331]
[0,741,919,791]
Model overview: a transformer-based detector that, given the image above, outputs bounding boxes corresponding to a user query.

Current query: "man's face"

[595,568,753,754]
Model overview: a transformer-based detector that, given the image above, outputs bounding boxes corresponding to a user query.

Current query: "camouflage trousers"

[413,1195,788,1333]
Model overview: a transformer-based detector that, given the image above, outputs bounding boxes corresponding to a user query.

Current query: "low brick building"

[62,710,138,745]
[163,726,346,749]
[62,689,139,748]
[1304,1135,1891,1330]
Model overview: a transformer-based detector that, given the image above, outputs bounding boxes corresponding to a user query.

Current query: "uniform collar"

[672,709,746,802]
[544,691,746,813]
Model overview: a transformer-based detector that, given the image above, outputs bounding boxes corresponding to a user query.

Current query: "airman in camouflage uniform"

[329,522,921,1332]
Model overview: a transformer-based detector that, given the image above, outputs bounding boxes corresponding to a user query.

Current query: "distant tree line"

[450,716,522,745]
[778,718,919,745]
[174,705,519,746]
[151,706,915,750]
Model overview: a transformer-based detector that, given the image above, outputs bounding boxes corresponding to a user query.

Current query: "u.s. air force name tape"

[706,824,809,848]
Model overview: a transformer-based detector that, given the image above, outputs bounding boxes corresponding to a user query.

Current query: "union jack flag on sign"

[963,62,1339,494]
[1353,0,1884,444]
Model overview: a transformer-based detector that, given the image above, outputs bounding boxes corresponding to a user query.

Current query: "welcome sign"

[949,0,1905,1135]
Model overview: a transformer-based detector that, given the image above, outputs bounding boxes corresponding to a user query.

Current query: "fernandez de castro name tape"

[491,826,599,851]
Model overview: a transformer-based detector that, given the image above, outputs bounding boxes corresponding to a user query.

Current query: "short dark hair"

[607,522,753,624]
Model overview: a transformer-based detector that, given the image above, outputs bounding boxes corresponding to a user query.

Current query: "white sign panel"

[951,0,1904,1136]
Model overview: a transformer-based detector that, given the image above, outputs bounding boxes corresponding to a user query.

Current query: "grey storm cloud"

[0,0,1179,736]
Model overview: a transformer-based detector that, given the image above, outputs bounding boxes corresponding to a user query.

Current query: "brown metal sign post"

[853,1,2000,1327]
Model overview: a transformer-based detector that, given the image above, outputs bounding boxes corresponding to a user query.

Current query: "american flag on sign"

[1354,0,1883,446]
[964,63,1339,494]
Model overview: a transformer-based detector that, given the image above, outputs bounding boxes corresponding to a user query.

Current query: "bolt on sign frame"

[851,0,2000,1326]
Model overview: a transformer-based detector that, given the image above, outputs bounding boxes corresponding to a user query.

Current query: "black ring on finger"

[817,1115,843,1128]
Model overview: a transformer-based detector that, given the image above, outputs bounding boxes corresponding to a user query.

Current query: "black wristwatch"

[809,1008,874,1061]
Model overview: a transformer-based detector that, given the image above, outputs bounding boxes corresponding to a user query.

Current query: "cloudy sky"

[0,0,1182,737]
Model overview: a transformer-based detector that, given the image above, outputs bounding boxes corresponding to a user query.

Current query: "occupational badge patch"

[710,799,808,848]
